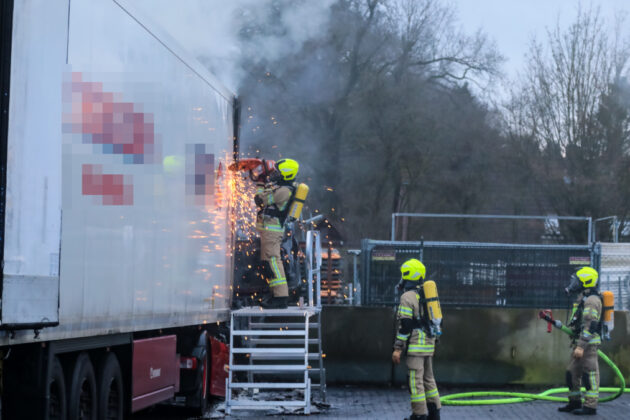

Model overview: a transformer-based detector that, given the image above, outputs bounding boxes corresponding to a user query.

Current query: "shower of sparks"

[228,164,257,241]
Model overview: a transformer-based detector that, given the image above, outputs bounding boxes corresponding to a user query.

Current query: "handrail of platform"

[305,230,323,308]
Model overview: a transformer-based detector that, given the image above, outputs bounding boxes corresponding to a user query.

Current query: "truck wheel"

[199,347,210,416]
[195,350,209,416]
[68,352,97,420]
[48,356,67,420]
[187,333,209,416]
[97,353,123,420]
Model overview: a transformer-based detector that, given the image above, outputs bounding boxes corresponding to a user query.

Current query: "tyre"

[47,356,67,420]
[68,352,97,420]
[186,333,209,416]
[96,352,124,420]
[195,351,209,416]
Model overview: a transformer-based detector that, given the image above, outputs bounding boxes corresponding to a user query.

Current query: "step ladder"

[225,230,326,415]
[224,306,325,414]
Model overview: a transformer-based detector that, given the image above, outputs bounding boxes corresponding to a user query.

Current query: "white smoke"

[134,0,336,91]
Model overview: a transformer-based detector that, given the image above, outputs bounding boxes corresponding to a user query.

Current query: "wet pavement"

[134,385,630,419]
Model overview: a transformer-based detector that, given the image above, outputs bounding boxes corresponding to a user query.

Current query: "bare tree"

[506,4,630,241]
[239,0,503,242]
[383,0,503,87]
[511,5,630,151]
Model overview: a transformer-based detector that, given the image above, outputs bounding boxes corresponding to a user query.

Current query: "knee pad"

[582,373,591,390]
[565,371,573,389]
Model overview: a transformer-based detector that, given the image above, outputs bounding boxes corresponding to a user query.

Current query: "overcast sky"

[137,0,630,91]
[455,0,630,81]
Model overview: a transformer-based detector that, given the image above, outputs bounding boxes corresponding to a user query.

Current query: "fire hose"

[440,310,629,406]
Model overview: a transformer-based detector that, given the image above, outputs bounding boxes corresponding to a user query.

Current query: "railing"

[391,213,593,244]
[360,239,598,308]
[305,230,322,308]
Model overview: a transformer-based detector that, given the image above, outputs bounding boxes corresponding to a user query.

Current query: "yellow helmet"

[576,266,598,288]
[276,158,299,181]
[400,259,426,281]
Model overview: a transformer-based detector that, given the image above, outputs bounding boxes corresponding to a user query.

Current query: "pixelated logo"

[62,72,159,205]
[186,144,215,206]
[82,164,133,206]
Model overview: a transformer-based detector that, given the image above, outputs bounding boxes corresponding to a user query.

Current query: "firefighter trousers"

[407,355,441,415]
[259,229,288,297]
[566,346,599,408]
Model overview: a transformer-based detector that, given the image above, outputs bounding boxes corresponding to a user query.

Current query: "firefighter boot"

[571,407,597,415]
[558,400,582,412]
[404,415,427,420]
[427,403,440,420]
[261,296,288,309]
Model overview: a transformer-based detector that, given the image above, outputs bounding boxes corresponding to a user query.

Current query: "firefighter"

[254,158,299,309]
[558,266,602,416]
[392,259,441,420]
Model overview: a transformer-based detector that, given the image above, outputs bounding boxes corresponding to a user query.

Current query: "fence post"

[391,214,397,241]
[306,230,314,307]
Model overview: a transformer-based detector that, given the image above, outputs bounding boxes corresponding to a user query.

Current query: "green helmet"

[400,259,426,281]
[276,158,299,181]
[576,266,598,288]
[565,266,599,294]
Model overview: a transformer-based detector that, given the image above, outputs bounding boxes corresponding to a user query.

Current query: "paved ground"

[134,385,630,419]
[220,386,630,420]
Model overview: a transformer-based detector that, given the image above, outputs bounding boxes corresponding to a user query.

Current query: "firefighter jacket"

[394,289,436,356]
[571,292,603,349]
[255,184,292,233]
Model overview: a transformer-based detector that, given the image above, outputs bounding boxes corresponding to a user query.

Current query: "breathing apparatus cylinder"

[422,280,442,336]
[287,183,309,220]
[601,290,615,340]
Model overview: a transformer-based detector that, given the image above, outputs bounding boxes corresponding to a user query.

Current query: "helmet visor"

[565,273,582,295]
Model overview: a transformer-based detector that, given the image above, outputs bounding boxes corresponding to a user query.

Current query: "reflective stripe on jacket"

[577,293,603,348]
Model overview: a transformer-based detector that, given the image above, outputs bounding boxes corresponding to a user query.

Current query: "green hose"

[441,322,629,405]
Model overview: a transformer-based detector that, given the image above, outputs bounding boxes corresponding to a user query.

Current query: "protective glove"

[392,349,402,364]
[573,346,584,359]
[254,195,264,208]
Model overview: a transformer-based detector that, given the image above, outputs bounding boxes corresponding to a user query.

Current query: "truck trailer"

[0,0,236,418]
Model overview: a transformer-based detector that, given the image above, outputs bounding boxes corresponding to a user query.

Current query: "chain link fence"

[599,243,630,312]
[361,239,598,308]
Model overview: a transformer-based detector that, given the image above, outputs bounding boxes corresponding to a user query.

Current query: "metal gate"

[361,239,598,308]
[599,242,630,311]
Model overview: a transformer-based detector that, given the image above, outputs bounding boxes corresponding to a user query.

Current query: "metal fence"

[361,239,598,308]
[391,213,594,244]
[599,243,630,311]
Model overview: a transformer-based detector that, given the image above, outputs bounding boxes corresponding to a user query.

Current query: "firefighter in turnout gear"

[254,158,299,309]
[392,259,441,420]
[558,266,603,416]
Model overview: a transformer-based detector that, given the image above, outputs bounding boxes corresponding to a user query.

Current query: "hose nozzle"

[539,309,553,332]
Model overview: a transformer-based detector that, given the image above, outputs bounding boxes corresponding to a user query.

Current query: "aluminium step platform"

[225,306,326,415]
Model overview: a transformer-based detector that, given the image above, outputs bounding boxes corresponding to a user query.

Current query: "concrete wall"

[321,306,630,387]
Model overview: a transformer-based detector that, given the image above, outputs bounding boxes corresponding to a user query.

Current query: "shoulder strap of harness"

[413,289,433,336]
[263,183,296,224]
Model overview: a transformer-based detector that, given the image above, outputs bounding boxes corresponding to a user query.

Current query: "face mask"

[565,274,583,295]
[250,164,265,182]
[269,171,283,184]
[396,278,404,292]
